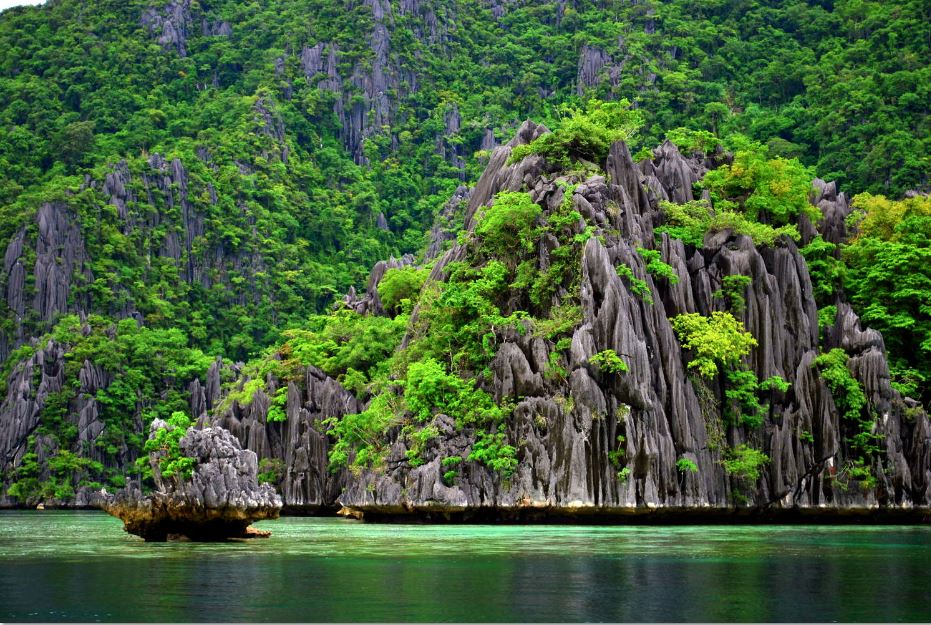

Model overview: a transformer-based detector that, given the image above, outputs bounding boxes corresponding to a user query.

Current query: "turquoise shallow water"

[1,511,930,622]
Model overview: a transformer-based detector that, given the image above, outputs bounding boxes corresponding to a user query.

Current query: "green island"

[0,0,928,518]
[0,0,929,620]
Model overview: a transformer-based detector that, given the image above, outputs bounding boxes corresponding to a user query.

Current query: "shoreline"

[3,504,929,524]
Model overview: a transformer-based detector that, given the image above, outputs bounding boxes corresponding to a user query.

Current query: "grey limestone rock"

[1,202,90,363]
[425,185,471,261]
[577,45,624,96]
[103,422,282,541]
[652,140,706,204]
[812,178,853,245]
[202,19,232,37]
[437,103,466,177]
[298,1,416,163]
[210,365,359,509]
[324,130,930,519]
[33,202,89,324]
[343,253,417,316]
[398,0,450,45]
[463,119,550,231]
[2,121,928,521]
[577,45,612,94]
[0,340,129,507]
[142,0,192,57]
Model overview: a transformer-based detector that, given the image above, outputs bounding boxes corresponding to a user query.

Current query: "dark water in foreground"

[1,512,930,622]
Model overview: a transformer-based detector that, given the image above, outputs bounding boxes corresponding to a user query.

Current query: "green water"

[1,512,929,622]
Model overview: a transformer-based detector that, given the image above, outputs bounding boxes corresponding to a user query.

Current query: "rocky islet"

[103,420,282,541]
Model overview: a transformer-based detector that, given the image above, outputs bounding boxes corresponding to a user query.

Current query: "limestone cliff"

[200,123,930,518]
[1,123,928,519]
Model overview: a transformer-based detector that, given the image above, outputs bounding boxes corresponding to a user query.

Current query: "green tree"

[702,135,818,226]
[139,412,196,485]
[510,99,643,167]
[843,195,931,402]
[723,445,769,482]
[475,192,542,263]
[52,120,96,167]
[378,267,428,316]
[658,200,800,248]
[670,311,758,378]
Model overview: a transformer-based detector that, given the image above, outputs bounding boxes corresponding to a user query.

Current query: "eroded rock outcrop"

[1,203,92,362]
[2,122,927,521]
[0,339,128,507]
[343,253,417,316]
[425,185,471,260]
[198,125,930,519]
[103,421,281,541]
[328,131,930,519]
[142,0,193,57]
[298,0,410,162]
[577,45,622,95]
[209,365,358,510]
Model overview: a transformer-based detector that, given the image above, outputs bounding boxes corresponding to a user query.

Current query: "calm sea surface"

[1,511,929,622]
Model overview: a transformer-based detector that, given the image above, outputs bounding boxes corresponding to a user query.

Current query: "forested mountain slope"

[0,0,927,509]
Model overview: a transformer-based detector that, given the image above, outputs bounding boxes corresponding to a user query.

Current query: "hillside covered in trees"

[0,0,928,511]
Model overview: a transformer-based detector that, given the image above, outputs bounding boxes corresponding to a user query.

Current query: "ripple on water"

[2,512,929,561]
[2,511,930,622]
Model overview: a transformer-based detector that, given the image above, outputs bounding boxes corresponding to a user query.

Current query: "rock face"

[1,122,928,521]
[577,45,620,95]
[1,203,92,362]
[142,0,193,57]
[209,364,358,511]
[425,185,471,261]
[103,421,282,541]
[189,125,929,519]
[0,339,131,507]
[329,135,928,518]
[0,127,290,362]
[298,0,411,163]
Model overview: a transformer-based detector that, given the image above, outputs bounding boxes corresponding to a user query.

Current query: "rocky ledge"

[103,422,282,541]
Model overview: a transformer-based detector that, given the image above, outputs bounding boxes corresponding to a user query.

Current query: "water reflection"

[0,512,929,622]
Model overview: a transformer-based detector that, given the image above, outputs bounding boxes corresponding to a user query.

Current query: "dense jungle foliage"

[0,0,928,499]
[1,0,927,357]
